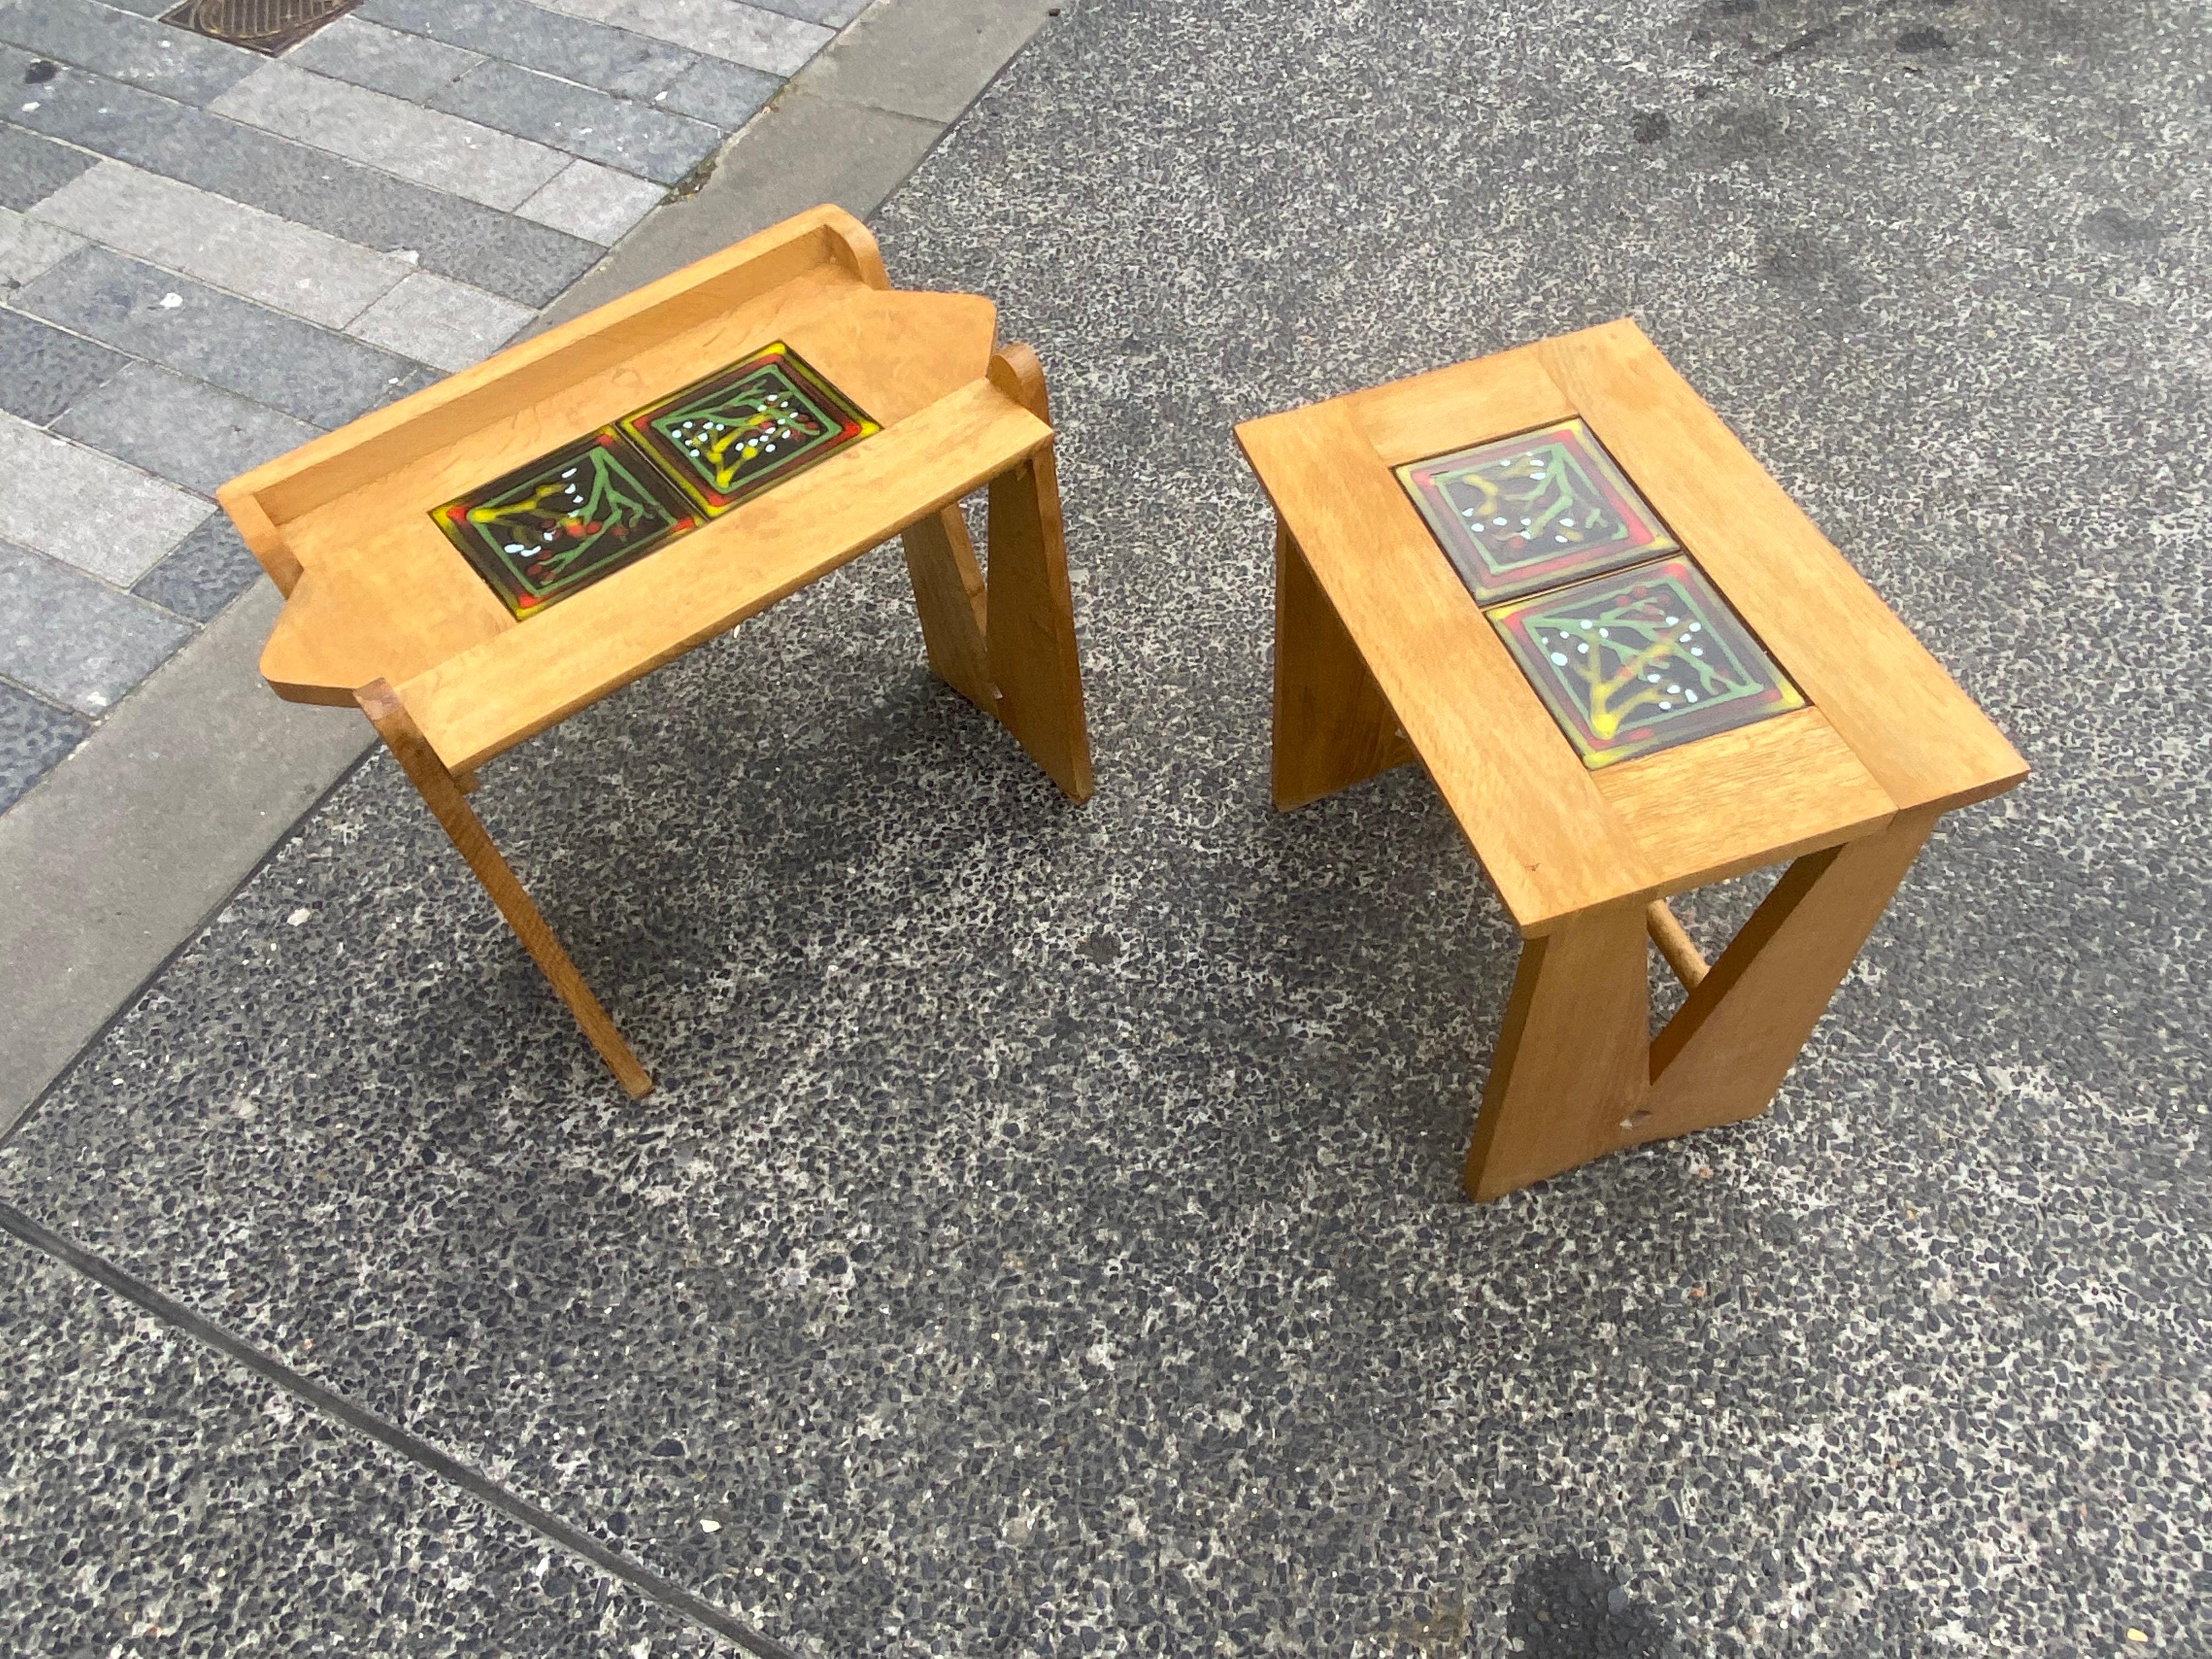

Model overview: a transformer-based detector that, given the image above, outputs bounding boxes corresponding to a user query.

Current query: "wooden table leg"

[983,343,1094,803]
[1271,521,1417,809]
[902,503,998,718]
[1462,810,1937,1199]
[1462,904,1651,1200]
[358,679,653,1099]
[1638,806,1937,1141]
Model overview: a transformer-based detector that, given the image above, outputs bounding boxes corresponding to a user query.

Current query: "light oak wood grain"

[1344,343,1575,469]
[1594,707,1897,895]
[1642,808,1935,1128]
[394,377,1048,774]
[1462,903,1651,1200]
[1269,522,1415,809]
[1538,323,2027,815]
[1244,321,2027,1198]
[902,504,997,716]
[1238,399,1658,935]
[1644,899,1708,989]
[233,206,1098,1092]
[224,207,883,527]
[981,346,1093,803]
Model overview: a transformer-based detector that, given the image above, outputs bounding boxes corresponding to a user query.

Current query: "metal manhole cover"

[162,0,366,55]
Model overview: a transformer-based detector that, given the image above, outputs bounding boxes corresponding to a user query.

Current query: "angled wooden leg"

[1463,905,1651,1200]
[1637,807,1936,1139]
[983,343,1094,802]
[358,680,652,1099]
[902,503,998,717]
[1271,521,1417,809]
[1461,811,1937,1198]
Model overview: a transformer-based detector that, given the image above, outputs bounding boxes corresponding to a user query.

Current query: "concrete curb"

[0,0,1058,1137]
[0,583,373,1135]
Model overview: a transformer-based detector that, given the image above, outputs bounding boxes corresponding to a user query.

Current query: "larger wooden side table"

[221,205,1093,1097]
[1235,320,2025,1200]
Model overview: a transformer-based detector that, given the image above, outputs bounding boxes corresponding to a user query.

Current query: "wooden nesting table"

[221,205,1093,1096]
[1235,320,2026,1200]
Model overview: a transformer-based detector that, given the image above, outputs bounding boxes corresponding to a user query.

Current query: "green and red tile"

[431,342,876,619]
[619,341,878,516]
[1487,556,1802,768]
[1400,419,1804,768]
[1396,417,1674,605]
[431,429,698,619]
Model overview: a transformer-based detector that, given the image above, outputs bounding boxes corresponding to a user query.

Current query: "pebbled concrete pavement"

[6,0,2207,1654]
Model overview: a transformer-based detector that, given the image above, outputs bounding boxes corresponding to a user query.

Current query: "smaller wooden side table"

[1236,321,2025,1200]
[221,206,1093,1096]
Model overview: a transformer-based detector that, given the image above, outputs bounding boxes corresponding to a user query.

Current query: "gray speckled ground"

[5,0,2209,1654]
[0,1233,730,1656]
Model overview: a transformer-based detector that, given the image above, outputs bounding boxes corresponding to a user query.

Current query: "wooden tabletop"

[222,206,1052,775]
[1235,320,2026,936]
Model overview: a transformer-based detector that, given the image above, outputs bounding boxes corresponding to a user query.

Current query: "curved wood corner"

[213,488,301,596]
[989,342,1051,422]
[817,207,893,290]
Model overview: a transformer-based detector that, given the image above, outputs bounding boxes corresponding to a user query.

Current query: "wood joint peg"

[1645,899,1709,989]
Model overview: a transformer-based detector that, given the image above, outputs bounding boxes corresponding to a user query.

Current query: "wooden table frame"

[1237,321,2026,1200]
[221,206,1093,1096]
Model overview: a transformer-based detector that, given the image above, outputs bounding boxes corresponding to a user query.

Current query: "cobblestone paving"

[0,0,866,811]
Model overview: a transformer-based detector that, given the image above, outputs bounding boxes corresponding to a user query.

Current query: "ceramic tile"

[618,340,877,515]
[1488,555,1804,767]
[432,428,698,618]
[1397,417,1676,605]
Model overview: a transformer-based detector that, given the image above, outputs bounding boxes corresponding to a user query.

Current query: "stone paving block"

[0,674,82,810]
[129,108,600,309]
[0,204,81,287]
[14,247,433,428]
[552,89,935,314]
[283,14,483,102]
[5,58,597,306]
[650,54,779,129]
[54,360,321,497]
[516,156,665,246]
[29,160,411,329]
[1,46,193,156]
[348,270,532,374]
[0,411,208,585]
[210,60,569,213]
[0,305,123,424]
[131,510,262,622]
[748,0,870,22]
[0,537,193,715]
[0,121,94,211]
[358,0,695,103]
[93,0,166,11]
[431,59,722,186]
[532,0,831,78]
[0,1237,735,1658]
[0,0,258,104]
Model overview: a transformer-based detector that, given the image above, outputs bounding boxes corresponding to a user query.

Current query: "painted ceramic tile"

[432,430,699,619]
[1397,418,1677,604]
[1487,556,1804,768]
[619,341,878,516]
